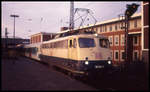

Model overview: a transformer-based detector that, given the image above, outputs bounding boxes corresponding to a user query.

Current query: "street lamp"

[10,14,19,47]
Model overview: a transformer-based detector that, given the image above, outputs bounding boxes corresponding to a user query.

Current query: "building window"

[105,25,107,32]
[121,22,123,29]
[134,52,138,60]
[110,50,113,59]
[134,19,137,28]
[120,22,125,30]
[133,50,139,61]
[110,25,112,32]
[100,27,102,32]
[114,50,119,61]
[103,26,105,32]
[121,35,125,46]
[115,24,117,30]
[114,35,119,46]
[134,36,137,44]
[133,35,139,46]
[115,52,119,59]
[128,21,130,29]
[108,36,113,46]
[120,50,125,61]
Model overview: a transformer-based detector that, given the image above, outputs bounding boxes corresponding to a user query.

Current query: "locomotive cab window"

[79,38,95,48]
[99,39,110,48]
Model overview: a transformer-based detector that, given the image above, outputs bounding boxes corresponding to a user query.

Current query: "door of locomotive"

[68,38,77,60]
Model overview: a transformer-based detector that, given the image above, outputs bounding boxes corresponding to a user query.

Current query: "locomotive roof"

[42,33,107,44]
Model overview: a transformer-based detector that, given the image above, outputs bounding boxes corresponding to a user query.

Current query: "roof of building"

[30,32,57,37]
[57,13,141,34]
[30,13,141,37]
[76,12,141,30]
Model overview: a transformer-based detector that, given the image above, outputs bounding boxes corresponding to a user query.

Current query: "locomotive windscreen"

[78,38,95,48]
[99,39,110,48]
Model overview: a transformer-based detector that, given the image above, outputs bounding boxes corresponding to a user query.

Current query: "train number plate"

[95,65,104,69]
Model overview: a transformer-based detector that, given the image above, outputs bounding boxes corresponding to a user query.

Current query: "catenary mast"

[69,1,74,30]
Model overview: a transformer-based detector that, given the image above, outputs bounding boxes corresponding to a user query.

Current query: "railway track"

[48,63,148,91]
[27,57,148,91]
[42,62,117,90]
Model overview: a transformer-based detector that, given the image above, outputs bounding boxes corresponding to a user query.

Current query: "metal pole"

[125,15,129,63]
[69,1,74,30]
[10,14,19,47]
[14,17,15,46]
[5,27,8,49]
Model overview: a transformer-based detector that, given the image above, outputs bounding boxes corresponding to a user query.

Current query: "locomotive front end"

[76,35,113,76]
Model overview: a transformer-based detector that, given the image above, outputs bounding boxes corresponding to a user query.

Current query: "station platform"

[2,57,96,91]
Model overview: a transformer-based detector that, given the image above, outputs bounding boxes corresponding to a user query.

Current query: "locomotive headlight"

[94,33,98,36]
[85,57,89,65]
[85,61,89,65]
[108,60,111,64]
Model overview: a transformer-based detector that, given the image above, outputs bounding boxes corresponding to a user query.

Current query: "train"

[23,30,113,77]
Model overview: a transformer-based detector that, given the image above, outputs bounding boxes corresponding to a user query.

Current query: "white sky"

[1,1,141,39]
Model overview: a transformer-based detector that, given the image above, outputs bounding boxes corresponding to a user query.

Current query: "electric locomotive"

[24,30,113,76]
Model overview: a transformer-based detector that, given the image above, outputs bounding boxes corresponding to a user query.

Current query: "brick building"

[75,13,142,65]
[30,32,56,44]
[141,1,149,73]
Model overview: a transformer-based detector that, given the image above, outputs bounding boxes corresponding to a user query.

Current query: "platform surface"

[2,57,97,91]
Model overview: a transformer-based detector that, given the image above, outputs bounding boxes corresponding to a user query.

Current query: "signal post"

[124,3,139,63]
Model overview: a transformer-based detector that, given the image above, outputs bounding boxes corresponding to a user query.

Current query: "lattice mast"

[69,1,74,30]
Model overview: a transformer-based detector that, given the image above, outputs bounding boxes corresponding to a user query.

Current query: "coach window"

[64,40,68,48]
[49,43,51,48]
[51,43,53,48]
[73,39,76,48]
[44,44,45,48]
[46,44,48,48]
[69,40,73,48]
[56,42,58,48]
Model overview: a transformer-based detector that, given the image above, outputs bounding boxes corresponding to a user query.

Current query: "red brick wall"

[99,28,141,64]
[43,35,52,41]
[30,34,42,44]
